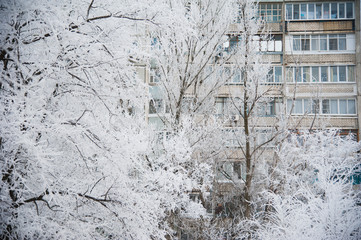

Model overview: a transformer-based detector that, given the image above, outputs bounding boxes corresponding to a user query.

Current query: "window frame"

[288,98,357,115]
[286,65,355,83]
[286,2,354,20]
[149,99,169,115]
[258,3,282,23]
[292,34,349,52]
[266,66,283,84]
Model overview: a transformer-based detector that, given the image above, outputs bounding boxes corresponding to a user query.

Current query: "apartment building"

[258,0,360,137]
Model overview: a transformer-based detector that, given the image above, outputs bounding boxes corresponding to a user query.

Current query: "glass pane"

[311,35,319,51]
[308,4,315,19]
[216,99,224,115]
[303,67,310,82]
[301,38,310,51]
[295,99,303,114]
[322,100,330,114]
[149,101,156,114]
[316,4,322,19]
[346,3,353,18]
[339,3,345,18]
[286,4,292,20]
[348,66,355,82]
[348,99,356,114]
[320,35,327,50]
[339,66,346,82]
[304,99,310,114]
[293,37,300,51]
[312,67,319,82]
[275,66,282,82]
[267,68,274,82]
[266,101,275,116]
[293,4,299,20]
[286,68,293,82]
[287,99,292,113]
[311,99,319,114]
[321,66,328,82]
[330,66,338,82]
[233,69,241,83]
[323,3,330,19]
[331,100,338,114]
[329,35,338,50]
[224,67,231,79]
[301,4,307,19]
[331,3,337,19]
[295,67,302,82]
[339,36,346,50]
[339,100,347,114]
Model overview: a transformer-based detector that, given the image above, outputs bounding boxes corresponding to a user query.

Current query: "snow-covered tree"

[205,0,284,228]
[259,130,361,240]
[147,0,286,237]
[0,1,209,238]
[148,0,238,126]
[145,0,240,235]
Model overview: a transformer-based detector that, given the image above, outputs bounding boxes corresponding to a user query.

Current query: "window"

[301,4,307,19]
[293,4,299,20]
[286,2,354,20]
[223,66,243,84]
[339,66,346,82]
[329,35,338,50]
[293,35,300,51]
[330,66,338,82]
[287,99,304,114]
[322,99,356,115]
[224,36,240,52]
[224,128,246,147]
[266,66,283,83]
[301,35,310,50]
[292,34,349,52]
[308,4,315,19]
[149,99,163,114]
[302,67,310,82]
[149,99,169,114]
[256,129,275,147]
[254,35,282,52]
[316,3,322,19]
[150,68,160,83]
[311,35,319,51]
[215,97,229,116]
[155,131,172,144]
[259,98,282,116]
[348,66,355,82]
[323,3,330,19]
[312,67,319,82]
[258,3,282,22]
[288,98,356,115]
[286,66,355,83]
[321,66,328,82]
[320,35,327,50]
[331,3,337,19]
[286,4,292,20]
[339,3,345,18]
[346,2,353,18]
[216,161,243,181]
[229,36,239,50]
[338,34,346,50]
[232,69,242,84]
[295,67,302,82]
